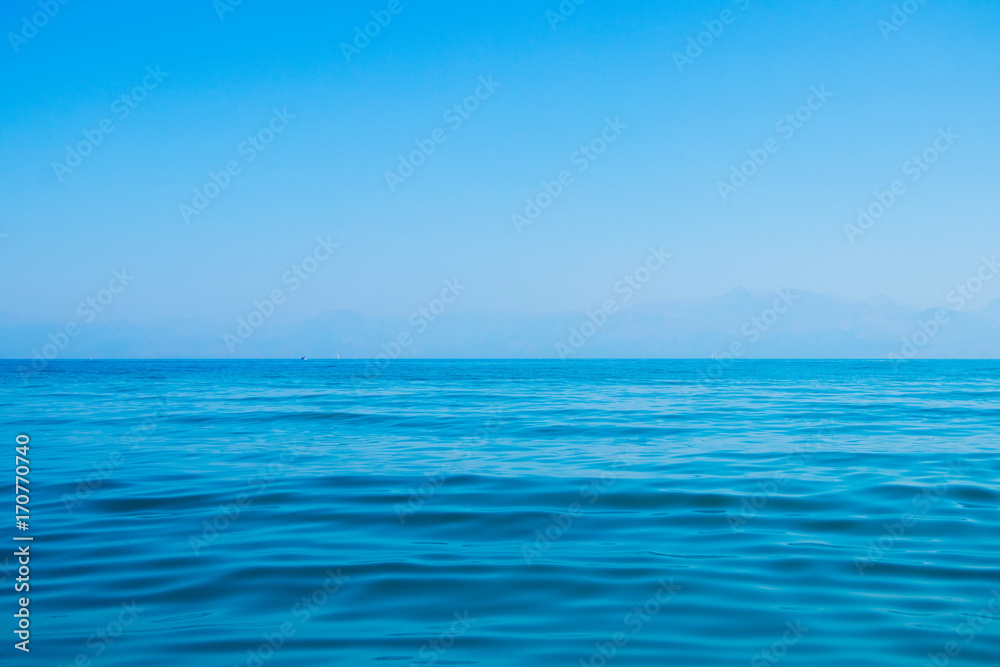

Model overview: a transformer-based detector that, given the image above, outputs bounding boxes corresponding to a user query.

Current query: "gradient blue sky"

[2,0,999,327]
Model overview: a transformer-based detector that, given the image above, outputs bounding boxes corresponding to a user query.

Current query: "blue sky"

[1,0,999,329]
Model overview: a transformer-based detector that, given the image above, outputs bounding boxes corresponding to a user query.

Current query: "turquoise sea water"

[2,360,999,666]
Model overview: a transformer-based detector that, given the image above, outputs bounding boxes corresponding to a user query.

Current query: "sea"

[2,359,998,666]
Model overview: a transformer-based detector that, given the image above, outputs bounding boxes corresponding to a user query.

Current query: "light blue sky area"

[1,0,999,329]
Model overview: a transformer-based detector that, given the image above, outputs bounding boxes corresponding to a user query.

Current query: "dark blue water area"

[0,360,998,665]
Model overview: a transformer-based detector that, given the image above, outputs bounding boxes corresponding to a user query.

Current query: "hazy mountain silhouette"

[2,289,999,360]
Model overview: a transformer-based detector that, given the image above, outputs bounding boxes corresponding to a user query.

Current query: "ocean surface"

[2,359,998,666]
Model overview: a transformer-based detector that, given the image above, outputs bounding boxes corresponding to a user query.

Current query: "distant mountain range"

[3,288,1000,360]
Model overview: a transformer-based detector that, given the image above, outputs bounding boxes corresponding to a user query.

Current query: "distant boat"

[300,356,307,360]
